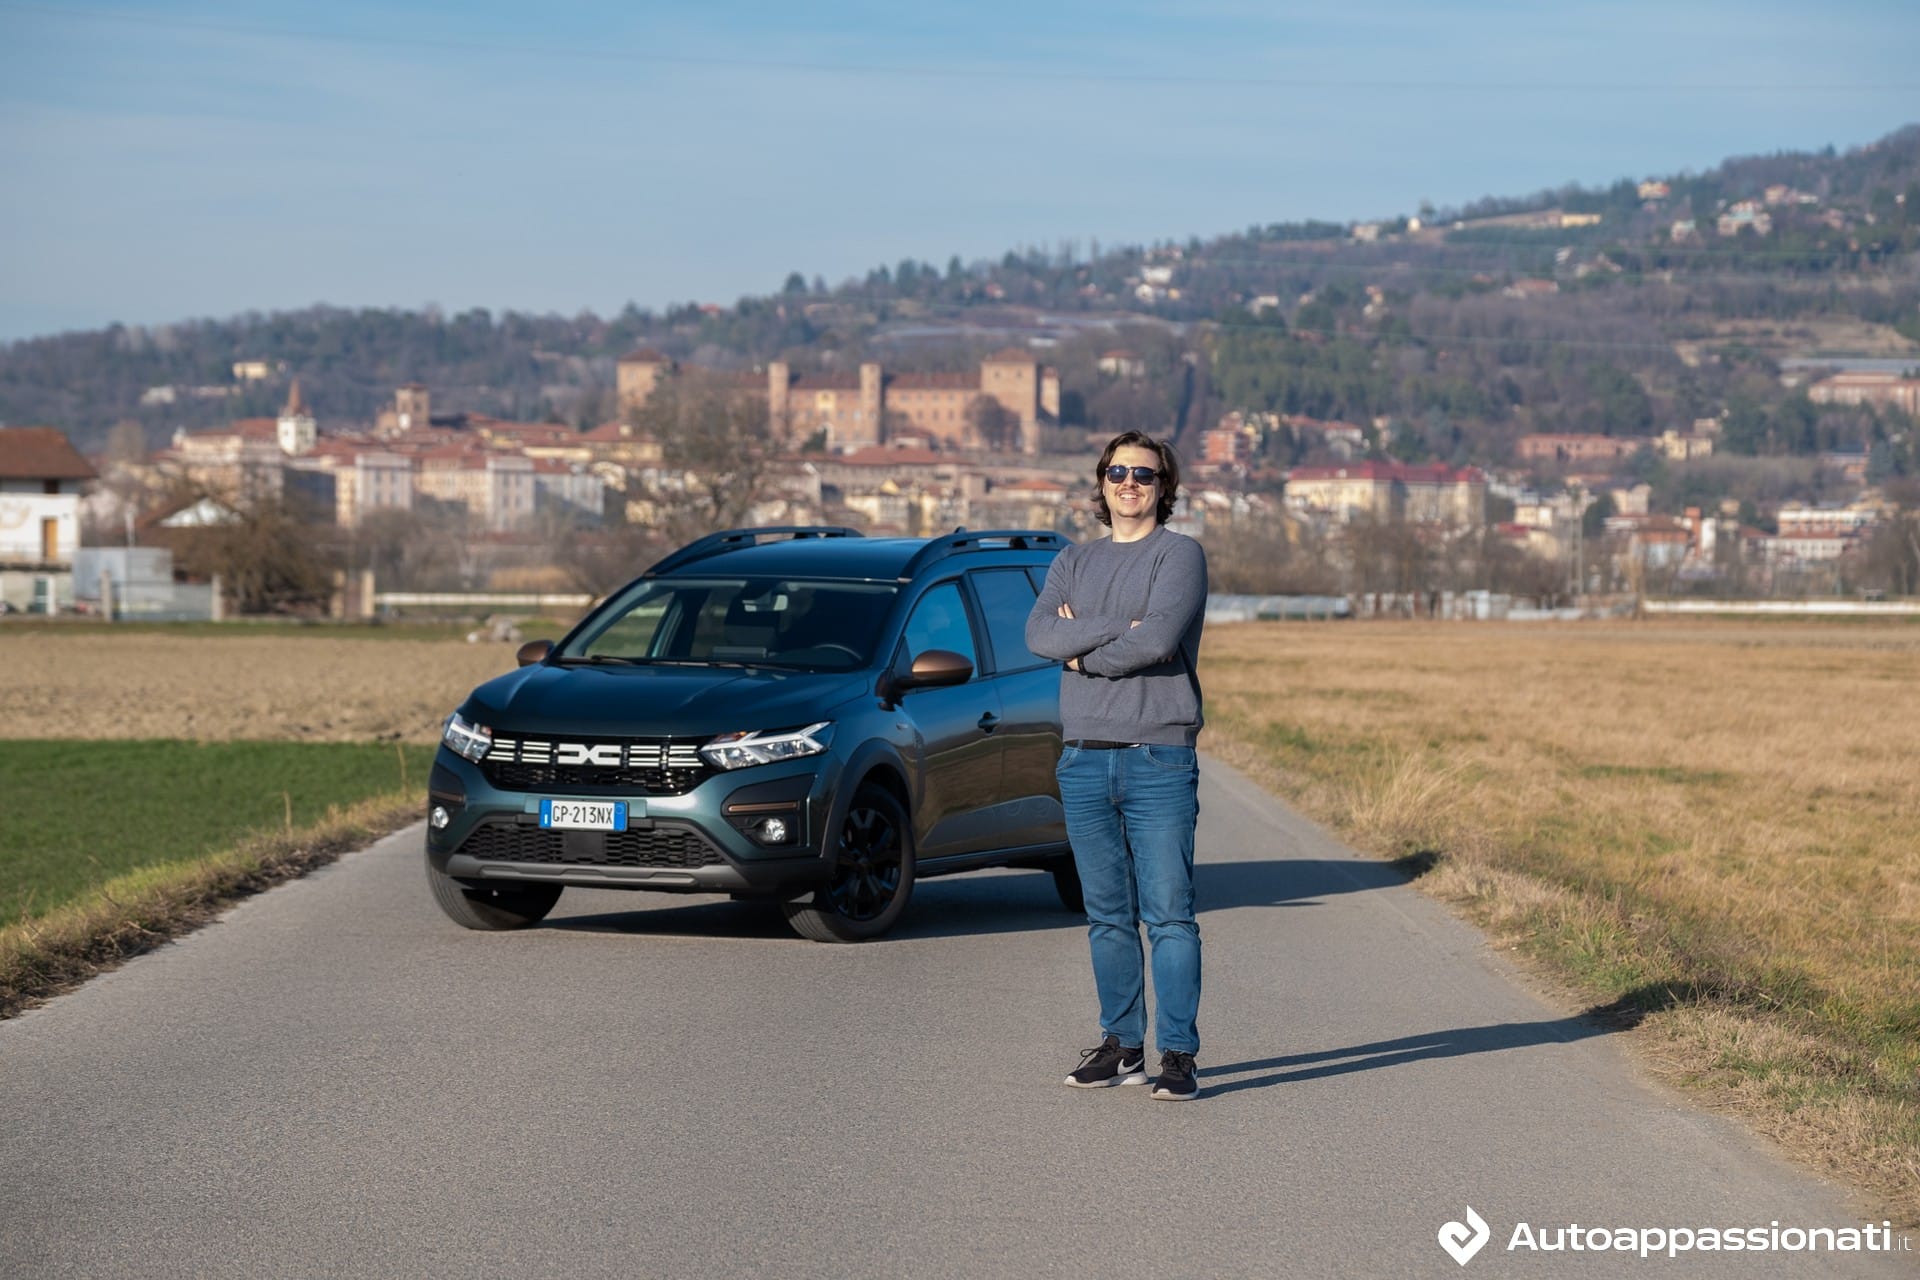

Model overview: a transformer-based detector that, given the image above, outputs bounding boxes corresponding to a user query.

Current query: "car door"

[894,578,1006,860]
[966,565,1069,851]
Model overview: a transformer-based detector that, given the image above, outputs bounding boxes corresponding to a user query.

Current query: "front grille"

[480,735,711,795]
[457,819,727,870]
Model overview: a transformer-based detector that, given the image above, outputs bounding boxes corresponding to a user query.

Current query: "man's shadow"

[1198,987,1675,1097]
[1189,853,1673,1094]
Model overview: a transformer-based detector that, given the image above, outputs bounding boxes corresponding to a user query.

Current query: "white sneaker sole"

[1064,1064,1149,1088]
[1151,1081,1200,1100]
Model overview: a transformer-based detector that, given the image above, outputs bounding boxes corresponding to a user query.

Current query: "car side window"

[901,581,977,672]
[969,567,1047,673]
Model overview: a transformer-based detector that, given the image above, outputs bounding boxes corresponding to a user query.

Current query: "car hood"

[459,663,869,739]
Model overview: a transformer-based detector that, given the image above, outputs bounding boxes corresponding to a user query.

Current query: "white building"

[0,426,97,612]
[0,427,95,566]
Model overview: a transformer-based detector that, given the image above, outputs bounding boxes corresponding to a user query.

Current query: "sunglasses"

[1103,465,1162,485]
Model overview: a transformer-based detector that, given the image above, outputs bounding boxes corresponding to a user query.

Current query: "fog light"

[430,805,451,830]
[760,817,790,844]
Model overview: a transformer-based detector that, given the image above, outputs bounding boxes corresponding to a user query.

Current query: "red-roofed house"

[468,416,595,461]
[167,417,288,499]
[0,426,96,570]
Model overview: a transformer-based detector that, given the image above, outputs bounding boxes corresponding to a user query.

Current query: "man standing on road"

[1025,430,1208,1101]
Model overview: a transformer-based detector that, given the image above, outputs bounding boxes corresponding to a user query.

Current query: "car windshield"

[561,577,899,671]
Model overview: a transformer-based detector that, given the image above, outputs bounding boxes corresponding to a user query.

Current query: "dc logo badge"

[1439,1206,1490,1266]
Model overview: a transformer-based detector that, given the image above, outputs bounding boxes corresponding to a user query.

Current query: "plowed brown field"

[0,630,521,743]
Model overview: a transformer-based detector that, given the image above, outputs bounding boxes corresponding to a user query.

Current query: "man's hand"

[1057,603,1082,669]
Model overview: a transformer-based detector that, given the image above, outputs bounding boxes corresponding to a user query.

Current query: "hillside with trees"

[3,125,1916,500]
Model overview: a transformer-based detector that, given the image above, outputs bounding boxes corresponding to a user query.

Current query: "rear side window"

[970,567,1047,673]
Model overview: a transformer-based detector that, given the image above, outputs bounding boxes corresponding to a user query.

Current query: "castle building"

[375,383,434,437]
[616,348,1059,455]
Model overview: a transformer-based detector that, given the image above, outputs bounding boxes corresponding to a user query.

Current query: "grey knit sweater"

[1024,525,1208,746]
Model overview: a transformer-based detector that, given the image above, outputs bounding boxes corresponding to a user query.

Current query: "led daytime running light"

[442,712,493,763]
[699,721,834,771]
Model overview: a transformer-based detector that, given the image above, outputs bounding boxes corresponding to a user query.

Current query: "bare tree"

[1345,517,1434,610]
[105,419,149,463]
[966,395,1020,452]
[162,481,337,615]
[1202,508,1299,593]
[1862,512,1920,597]
[551,382,784,596]
[634,380,780,535]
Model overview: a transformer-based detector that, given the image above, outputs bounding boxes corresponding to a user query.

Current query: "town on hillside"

[4,128,1918,618]
[2,341,1914,620]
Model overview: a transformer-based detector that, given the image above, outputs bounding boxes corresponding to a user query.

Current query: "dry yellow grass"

[1201,619,1920,1221]
[0,630,517,742]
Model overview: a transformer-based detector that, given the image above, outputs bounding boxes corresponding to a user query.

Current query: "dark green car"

[425,526,1081,941]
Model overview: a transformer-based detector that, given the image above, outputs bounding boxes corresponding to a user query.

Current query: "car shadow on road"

[1198,989,1671,1097]
[538,870,1081,943]
[541,855,1416,942]
[540,893,797,940]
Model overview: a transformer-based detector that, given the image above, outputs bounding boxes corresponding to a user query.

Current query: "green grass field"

[0,740,434,928]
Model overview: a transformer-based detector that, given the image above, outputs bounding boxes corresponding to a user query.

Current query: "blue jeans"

[1055,743,1201,1056]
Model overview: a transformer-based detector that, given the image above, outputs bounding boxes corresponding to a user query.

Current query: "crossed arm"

[1049,602,1137,671]
[1023,540,1205,676]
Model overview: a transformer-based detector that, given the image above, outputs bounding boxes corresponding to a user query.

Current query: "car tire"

[1050,857,1084,913]
[782,783,915,942]
[426,856,562,930]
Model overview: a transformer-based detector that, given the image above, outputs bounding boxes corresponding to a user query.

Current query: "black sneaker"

[1152,1050,1199,1101]
[1064,1035,1148,1088]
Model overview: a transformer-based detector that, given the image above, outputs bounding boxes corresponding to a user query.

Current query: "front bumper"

[425,746,841,898]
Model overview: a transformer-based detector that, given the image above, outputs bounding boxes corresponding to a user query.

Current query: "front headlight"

[442,711,493,763]
[699,721,833,771]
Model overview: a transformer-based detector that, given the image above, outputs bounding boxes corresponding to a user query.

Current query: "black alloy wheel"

[781,783,916,942]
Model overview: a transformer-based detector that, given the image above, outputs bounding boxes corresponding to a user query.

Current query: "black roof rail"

[897,528,1069,581]
[643,525,865,577]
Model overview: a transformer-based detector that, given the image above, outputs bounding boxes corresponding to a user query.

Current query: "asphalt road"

[2,757,1911,1279]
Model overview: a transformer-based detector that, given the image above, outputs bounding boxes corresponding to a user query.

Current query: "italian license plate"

[539,799,628,831]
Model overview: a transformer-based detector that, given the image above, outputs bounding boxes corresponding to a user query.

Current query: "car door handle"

[977,712,1000,733]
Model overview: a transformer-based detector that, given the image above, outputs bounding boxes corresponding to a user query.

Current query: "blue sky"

[0,0,1914,342]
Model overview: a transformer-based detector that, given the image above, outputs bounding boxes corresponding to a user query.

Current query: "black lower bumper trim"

[455,817,726,871]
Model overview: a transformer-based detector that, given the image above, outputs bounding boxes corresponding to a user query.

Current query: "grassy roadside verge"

[1201,620,1920,1223]
[0,741,433,1017]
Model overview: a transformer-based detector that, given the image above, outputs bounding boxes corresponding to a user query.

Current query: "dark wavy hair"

[1092,431,1181,527]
